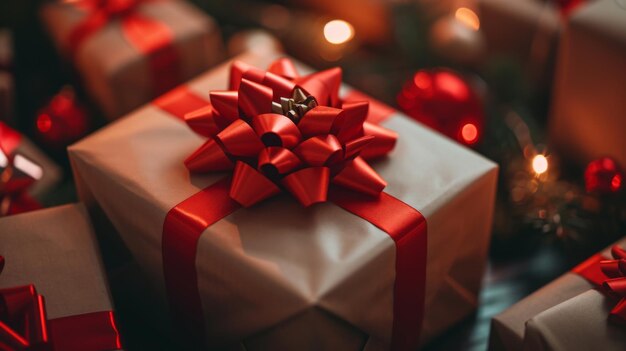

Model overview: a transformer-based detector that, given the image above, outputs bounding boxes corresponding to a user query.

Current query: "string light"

[323,20,354,45]
[532,154,549,175]
[455,7,480,31]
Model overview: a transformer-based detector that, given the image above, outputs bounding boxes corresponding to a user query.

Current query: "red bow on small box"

[184,58,398,207]
[600,245,626,325]
[0,256,51,351]
[0,123,42,217]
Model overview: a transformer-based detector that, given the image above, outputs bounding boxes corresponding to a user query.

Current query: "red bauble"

[397,69,483,146]
[584,157,623,194]
[35,87,89,147]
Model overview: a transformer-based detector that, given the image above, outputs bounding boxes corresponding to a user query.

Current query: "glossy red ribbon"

[0,256,122,350]
[573,245,626,325]
[154,59,428,350]
[0,123,42,216]
[66,0,180,96]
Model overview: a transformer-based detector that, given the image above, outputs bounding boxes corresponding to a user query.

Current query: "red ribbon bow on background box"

[66,0,179,95]
[600,245,626,324]
[0,256,122,351]
[0,123,42,217]
[0,256,50,351]
[183,58,398,206]
[574,244,626,325]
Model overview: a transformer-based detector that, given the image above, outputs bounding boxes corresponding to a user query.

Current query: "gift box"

[475,0,567,84]
[549,0,626,168]
[0,204,122,350]
[1,122,62,216]
[40,0,224,120]
[69,51,498,350]
[489,237,626,351]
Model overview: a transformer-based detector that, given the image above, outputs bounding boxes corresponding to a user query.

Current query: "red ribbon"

[154,59,428,350]
[0,123,42,216]
[66,0,180,97]
[573,245,626,325]
[0,256,122,350]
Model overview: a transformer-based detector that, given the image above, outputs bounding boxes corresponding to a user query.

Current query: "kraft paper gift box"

[0,204,122,350]
[474,0,573,84]
[1,122,62,216]
[489,237,626,351]
[549,0,626,168]
[40,0,224,120]
[69,51,498,350]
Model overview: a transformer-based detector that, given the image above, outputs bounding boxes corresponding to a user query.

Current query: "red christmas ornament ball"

[397,69,483,146]
[584,157,623,194]
[35,87,89,147]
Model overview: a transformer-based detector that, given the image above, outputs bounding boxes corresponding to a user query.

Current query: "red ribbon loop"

[183,59,399,208]
[1,257,121,350]
[576,245,626,325]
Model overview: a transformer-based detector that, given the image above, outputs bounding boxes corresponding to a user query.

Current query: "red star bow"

[600,245,626,325]
[0,124,43,216]
[0,256,51,351]
[184,59,398,207]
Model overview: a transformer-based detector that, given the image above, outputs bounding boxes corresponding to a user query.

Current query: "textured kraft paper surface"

[549,0,626,168]
[69,52,498,350]
[489,237,626,351]
[0,204,114,319]
[40,0,223,119]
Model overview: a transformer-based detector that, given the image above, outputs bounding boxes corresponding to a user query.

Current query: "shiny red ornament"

[397,69,483,146]
[183,59,398,207]
[35,87,89,148]
[585,157,623,194]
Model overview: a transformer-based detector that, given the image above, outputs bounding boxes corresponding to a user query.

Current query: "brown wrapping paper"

[476,0,562,83]
[0,204,114,320]
[549,0,626,168]
[489,237,626,351]
[40,0,224,120]
[69,51,498,350]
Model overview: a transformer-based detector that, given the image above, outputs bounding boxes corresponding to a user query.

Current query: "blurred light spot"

[324,20,354,45]
[461,123,479,144]
[532,155,549,175]
[413,72,431,90]
[612,174,622,191]
[455,7,480,31]
[36,114,52,133]
[14,155,43,180]
[435,71,469,101]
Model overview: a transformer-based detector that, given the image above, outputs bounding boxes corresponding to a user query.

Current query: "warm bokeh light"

[323,20,354,45]
[611,174,622,192]
[455,7,480,31]
[413,72,431,90]
[532,155,549,175]
[36,114,52,133]
[13,155,43,180]
[461,123,479,144]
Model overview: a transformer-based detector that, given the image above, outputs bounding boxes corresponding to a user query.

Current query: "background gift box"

[40,0,224,120]
[549,0,626,168]
[69,51,498,350]
[489,236,626,351]
[0,203,122,350]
